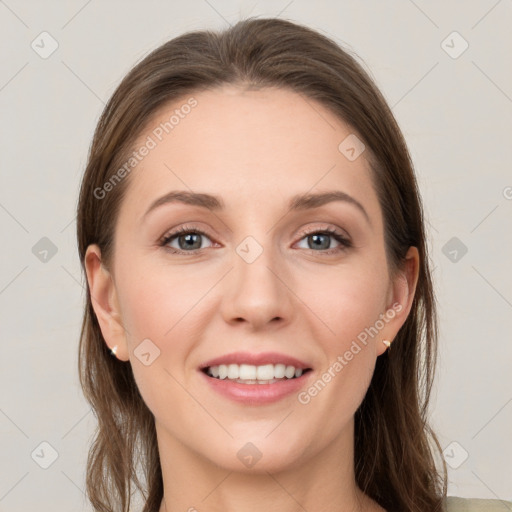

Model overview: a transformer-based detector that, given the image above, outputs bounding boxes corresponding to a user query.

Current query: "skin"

[85,85,419,512]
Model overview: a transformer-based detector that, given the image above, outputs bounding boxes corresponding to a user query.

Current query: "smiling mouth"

[202,363,313,385]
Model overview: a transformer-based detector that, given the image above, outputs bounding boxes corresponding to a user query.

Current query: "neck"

[156,418,382,512]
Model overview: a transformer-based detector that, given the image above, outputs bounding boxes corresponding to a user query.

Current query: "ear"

[376,246,420,356]
[84,244,129,361]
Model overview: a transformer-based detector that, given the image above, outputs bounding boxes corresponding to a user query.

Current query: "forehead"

[122,85,379,219]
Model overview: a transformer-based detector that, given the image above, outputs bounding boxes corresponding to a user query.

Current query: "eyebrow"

[143,190,370,224]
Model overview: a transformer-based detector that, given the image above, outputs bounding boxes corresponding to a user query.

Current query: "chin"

[202,435,307,474]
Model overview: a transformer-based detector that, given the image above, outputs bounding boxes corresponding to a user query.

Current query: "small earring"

[110,345,118,357]
[382,339,391,351]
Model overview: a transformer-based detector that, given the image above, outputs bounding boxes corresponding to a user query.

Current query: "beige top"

[445,497,512,511]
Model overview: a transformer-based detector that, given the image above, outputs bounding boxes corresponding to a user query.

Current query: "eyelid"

[295,224,351,242]
[293,225,352,255]
[159,224,214,247]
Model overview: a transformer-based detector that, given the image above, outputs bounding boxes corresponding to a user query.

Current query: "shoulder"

[444,496,512,511]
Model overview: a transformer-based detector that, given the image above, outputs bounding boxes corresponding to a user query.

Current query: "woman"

[76,17,509,512]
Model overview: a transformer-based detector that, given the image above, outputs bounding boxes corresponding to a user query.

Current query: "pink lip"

[199,369,314,405]
[199,351,312,370]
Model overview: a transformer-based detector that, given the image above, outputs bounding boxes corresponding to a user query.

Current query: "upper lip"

[199,351,312,370]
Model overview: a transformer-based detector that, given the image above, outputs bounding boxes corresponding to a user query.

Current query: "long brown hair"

[77,17,447,512]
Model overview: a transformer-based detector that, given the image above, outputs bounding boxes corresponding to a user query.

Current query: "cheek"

[116,259,205,341]
[299,269,384,429]
[114,264,198,420]
[308,263,387,417]
[303,263,389,346]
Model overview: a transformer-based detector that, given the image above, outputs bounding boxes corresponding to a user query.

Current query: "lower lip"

[199,370,313,405]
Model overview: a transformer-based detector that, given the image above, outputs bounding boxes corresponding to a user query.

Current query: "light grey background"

[1,1,511,510]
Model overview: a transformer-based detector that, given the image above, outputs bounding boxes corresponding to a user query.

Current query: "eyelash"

[159,224,352,256]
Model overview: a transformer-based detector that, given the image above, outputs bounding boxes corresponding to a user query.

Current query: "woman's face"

[86,85,417,474]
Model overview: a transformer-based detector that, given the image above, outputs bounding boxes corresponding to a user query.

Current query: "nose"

[219,237,296,331]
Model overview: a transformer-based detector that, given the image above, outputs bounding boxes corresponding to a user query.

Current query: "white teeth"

[256,364,274,380]
[227,364,239,379]
[206,363,307,381]
[239,364,257,380]
[274,364,286,379]
[218,365,228,379]
[284,365,296,379]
